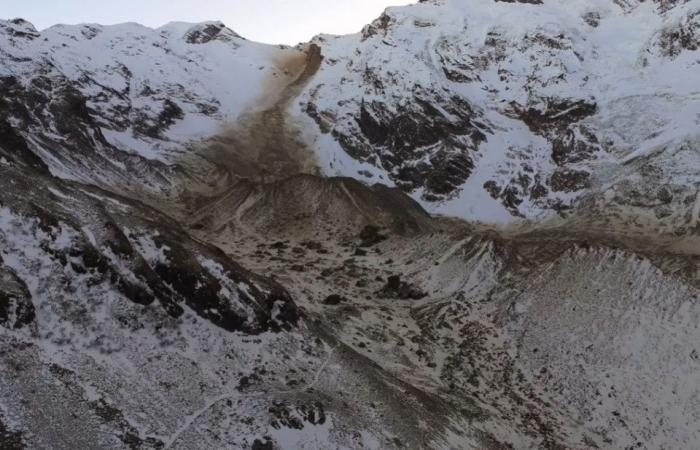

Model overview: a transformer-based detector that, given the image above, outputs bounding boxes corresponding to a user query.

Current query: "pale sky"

[2,0,412,45]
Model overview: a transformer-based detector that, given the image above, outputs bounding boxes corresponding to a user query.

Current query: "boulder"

[322,294,345,305]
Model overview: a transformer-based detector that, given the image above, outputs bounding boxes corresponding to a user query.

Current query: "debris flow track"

[199,44,322,185]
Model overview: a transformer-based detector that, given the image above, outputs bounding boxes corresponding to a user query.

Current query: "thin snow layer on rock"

[196,255,258,324]
[131,231,171,265]
[0,18,298,165]
[507,247,700,448]
[0,206,350,449]
[0,206,131,360]
[3,1,698,225]
[297,0,700,223]
[0,206,80,302]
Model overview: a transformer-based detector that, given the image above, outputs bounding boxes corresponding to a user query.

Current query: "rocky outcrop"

[655,10,700,57]
[0,156,297,334]
[330,93,488,200]
[300,0,700,222]
[0,267,35,330]
[184,22,242,44]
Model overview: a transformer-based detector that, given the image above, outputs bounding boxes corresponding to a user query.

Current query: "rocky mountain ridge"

[299,0,700,226]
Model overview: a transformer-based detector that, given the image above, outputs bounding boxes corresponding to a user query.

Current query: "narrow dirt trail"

[201,44,322,184]
[163,346,336,449]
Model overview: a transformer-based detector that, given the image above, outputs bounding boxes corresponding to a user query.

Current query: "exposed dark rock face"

[386,275,402,291]
[379,274,427,300]
[323,294,345,305]
[0,153,298,335]
[0,19,39,40]
[184,22,242,44]
[0,414,25,450]
[516,99,597,135]
[656,11,699,57]
[356,93,487,198]
[0,113,49,173]
[133,99,184,139]
[268,401,326,431]
[550,169,592,193]
[472,97,600,215]
[0,267,35,330]
[150,232,295,331]
[308,90,489,201]
[512,97,599,167]
[358,225,386,248]
[551,127,601,166]
[251,439,273,450]
[0,71,175,197]
[583,11,602,27]
[361,12,395,41]
[149,229,298,332]
[90,396,165,449]
[655,0,691,13]
[483,180,525,217]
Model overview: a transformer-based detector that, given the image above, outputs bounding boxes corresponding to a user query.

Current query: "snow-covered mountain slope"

[2,0,697,226]
[187,199,700,450]
[0,18,316,209]
[2,1,700,449]
[296,0,700,224]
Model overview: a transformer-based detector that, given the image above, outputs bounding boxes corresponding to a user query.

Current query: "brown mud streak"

[198,44,322,185]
